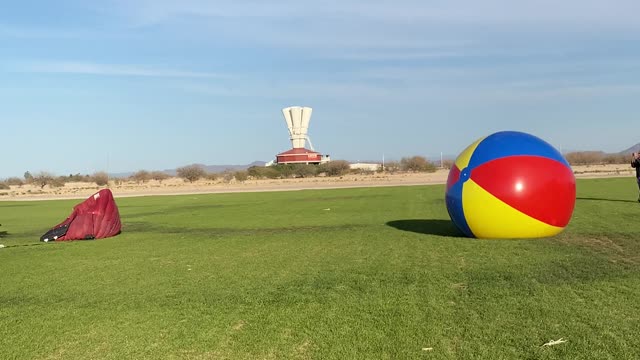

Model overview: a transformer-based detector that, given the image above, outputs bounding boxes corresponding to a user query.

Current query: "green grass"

[1,178,639,359]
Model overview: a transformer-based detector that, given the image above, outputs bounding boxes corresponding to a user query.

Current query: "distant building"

[349,163,381,172]
[274,106,330,165]
[277,147,327,164]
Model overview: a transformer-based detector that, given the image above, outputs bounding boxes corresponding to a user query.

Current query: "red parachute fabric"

[44,189,121,241]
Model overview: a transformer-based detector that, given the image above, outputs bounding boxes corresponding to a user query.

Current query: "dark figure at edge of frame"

[632,152,640,202]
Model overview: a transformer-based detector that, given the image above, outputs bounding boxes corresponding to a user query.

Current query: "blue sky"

[2,0,639,178]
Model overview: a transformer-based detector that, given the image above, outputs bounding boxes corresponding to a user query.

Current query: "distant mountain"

[618,143,640,155]
[162,161,267,176]
[110,161,267,178]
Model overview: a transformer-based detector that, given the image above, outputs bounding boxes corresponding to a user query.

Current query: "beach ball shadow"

[386,219,465,237]
[576,197,637,204]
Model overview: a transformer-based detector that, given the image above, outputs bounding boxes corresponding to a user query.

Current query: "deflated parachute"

[40,189,122,242]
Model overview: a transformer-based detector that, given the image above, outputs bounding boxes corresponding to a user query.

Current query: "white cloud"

[0,24,82,39]
[175,79,400,101]
[94,0,640,67]
[11,61,226,79]
[108,0,640,28]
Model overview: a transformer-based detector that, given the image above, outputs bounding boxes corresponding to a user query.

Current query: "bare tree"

[92,171,110,186]
[400,156,436,172]
[24,171,33,183]
[441,159,454,170]
[4,177,24,186]
[234,170,248,182]
[221,171,235,183]
[176,165,206,183]
[131,170,151,184]
[383,161,401,173]
[32,172,55,188]
[150,171,170,183]
[319,160,351,176]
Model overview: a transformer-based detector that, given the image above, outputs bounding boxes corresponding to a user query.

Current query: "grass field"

[1,178,639,359]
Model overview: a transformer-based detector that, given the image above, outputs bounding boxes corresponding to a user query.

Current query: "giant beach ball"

[445,131,576,239]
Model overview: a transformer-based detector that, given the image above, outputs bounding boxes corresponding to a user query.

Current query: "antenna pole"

[306,136,315,151]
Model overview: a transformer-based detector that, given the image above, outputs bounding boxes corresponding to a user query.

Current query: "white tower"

[282,106,314,150]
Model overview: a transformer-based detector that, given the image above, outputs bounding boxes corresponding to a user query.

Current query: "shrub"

[50,177,66,188]
[400,156,436,172]
[234,170,248,182]
[318,160,351,177]
[564,151,604,165]
[65,173,90,182]
[32,172,55,188]
[247,166,280,179]
[292,164,317,178]
[602,154,628,164]
[441,159,454,170]
[383,161,401,173]
[268,164,318,178]
[276,164,296,178]
[131,170,151,184]
[92,172,110,186]
[177,165,206,183]
[4,177,24,186]
[150,171,170,182]
[221,171,235,183]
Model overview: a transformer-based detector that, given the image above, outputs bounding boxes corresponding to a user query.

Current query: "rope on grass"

[542,338,567,347]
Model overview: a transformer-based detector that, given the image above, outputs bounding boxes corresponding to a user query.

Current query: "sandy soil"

[0,164,635,201]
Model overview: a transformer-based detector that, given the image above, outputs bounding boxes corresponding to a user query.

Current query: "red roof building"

[276,147,329,164]
[274,106,330,165]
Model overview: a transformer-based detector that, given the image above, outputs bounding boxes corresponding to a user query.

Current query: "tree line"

[0,156,440,189]
[4,151,627,189]
[563,151,632,165]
